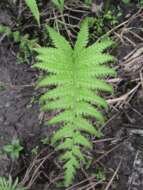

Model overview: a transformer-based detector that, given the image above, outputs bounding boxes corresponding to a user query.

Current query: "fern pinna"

[33,21,116,186]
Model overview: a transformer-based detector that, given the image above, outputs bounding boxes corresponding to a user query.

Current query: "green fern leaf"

[52,0,65,12]
[77,79,113,92]
[74,133,92,149]
[77,89,108,108]
[78,66,116,77]
[52,126,74,144]
[88,39,114,53]
[33,62,72,74]
[75,102,104,123]
[72,146,85,162]
[40,86,74,101]
[41,97,73,111]
[57,139,73,150]
[78,53,115,66]
[75,117,100,135]
[61,148,85,164]
[75,20,89,52]
[48,111,73,124]
[46,26,72,53]
[25,0,40,26]
[60,151,73,160]
[37,75,71,87]
[34,20,116,186]
[64,158,78,187]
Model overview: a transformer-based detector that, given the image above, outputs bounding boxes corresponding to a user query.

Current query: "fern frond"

[57,139,73,150]
[35,48,71,61]
[52,126,73,144]
[78,66,116,77]
[75,20,89,52]
[75,117,100,135]
[25,0,40,26]
[60,147,85,162]
[46,26,72,53]
[73,133,92,149]
[37,74,72,87]
[75,102,104,123]
[48,111,73,124]
[64,158,78,187]
[33,48,73,73]
[72,146,85,162]
[89,66,116,77]
[34,21,116,187]
[42,97,73,111]
[87,39,114,53]
[77,79,113,92]
[52,0,65,12]
[78,53,115,66]
[33,62,72,74]
[77,89,108,108]
[40,86,74,101]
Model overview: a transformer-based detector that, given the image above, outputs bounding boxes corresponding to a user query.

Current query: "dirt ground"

[0,1,143,190]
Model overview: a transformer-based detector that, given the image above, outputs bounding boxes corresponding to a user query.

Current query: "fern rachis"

[33,21,116,186]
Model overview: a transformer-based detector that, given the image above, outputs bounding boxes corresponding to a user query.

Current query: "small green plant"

[0,176,26,190]
[122,0,131,4]
[88,8,122,38]
[52,0,65,12]
[25,0,40,26]
[95,167,106,181]
[31,146,39,156]
[33,20,116,186]
[0,25,38,64]
[3,139,23,160]
[84,0,92,5]
[140,0,143,6]
[0,83,6,92]
[41,137,49,145]
[104,10,122,25]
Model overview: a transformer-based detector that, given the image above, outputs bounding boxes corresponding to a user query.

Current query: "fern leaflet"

[25,0,40,26]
